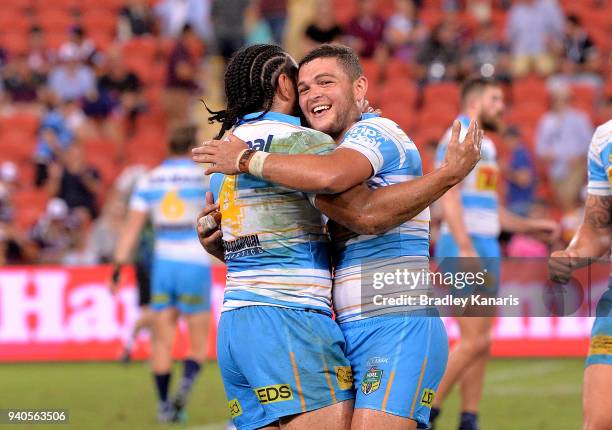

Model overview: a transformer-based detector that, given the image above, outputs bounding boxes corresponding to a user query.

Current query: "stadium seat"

[0,32,29,56]
[511,76,548,105]
[37,10,74,33]
[87,31,114,52]
[12,189,49,212]
[0,112,40,137]
[385,59,412,81]
[332,0,356,26]
[44,31,69,50]
[81,10,118,35]
[1,131,36,162]
[506,105,547,129]
[417,105,456,131]
[2,0,32,13]
[121,37,158,62]
[379,101,416,133]
[380,79,418,109]
[0,12,31,34]
[361,59,381,83]
[423,82,460,110]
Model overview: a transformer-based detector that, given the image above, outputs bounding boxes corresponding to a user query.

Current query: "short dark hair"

[460,76,501,105]
[567,14,581,26]
[168,125,197,155]
[207,44,296,139]
[299,44,363,81]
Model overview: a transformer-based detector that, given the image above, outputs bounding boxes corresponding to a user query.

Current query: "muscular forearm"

[113,211,147,264]
[315,165,459,235]
[499,206,530,233]
[567,223,610,260]
[262,153,364,194]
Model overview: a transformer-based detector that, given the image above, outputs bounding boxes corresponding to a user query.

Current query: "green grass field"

[0,358,583,430]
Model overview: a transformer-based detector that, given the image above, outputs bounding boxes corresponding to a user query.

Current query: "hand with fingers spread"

[192,135,249,175]
[196,192,224,261]
[357,98,382,115]
[443,119,483,184]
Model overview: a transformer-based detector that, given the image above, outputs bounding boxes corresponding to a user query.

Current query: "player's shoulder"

[348,115,412,142]
[589,120,612,159]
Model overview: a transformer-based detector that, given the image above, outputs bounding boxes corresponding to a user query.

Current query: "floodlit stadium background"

[0,0,609,428]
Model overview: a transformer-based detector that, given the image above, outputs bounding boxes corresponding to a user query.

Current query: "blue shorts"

[217,306,355,430]
[435,233,501,294]
[340,313,448,427]
[587,287,612,367]
[150,259,211,314]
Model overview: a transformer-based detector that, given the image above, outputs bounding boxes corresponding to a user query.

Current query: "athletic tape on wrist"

[248,151,270,179]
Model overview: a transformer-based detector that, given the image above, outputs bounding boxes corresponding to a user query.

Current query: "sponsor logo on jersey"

[223,234,264,260]
[589,335,612,356]
[366,356,389,366]
[246,135,274,152]
[228,398,242,418]
[420,388,435,407]
[335,366,354,390]
[361,366,383,395]
[254,384,294,404]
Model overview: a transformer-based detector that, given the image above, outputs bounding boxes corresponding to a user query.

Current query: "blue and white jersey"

[332,114,431,323]
[129,157,210,265]
[587,120,612,197]
[209,111,337,315]
[435,115,500,238]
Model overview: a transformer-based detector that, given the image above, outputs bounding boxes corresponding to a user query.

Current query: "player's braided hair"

[206,44,297,139]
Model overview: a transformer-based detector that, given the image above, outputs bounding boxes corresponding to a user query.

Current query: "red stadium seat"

[37,10,74,33]
[511,76,548,105]
[423,83,460,110]
[1,131,36,162]
[45,31,69,50]
[380,79,418,109]
[333,0,356,26]
[383,104,416,133]
[81,10,118,35]
[121,37,158,62]
[0,12,31,34]
[385,59,412,81]
[2,0,33,13]
[0,32,29,56]
[0,112,40,137]
[12,189,49,212]
[87,31,114,52]
[506,105,547,129]
[417,105,456,130]
[572,85,597,109]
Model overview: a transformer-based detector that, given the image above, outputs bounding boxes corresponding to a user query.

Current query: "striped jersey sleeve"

[587,120,612,196]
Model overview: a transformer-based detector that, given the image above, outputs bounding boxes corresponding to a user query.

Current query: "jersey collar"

[360,112,380,120]
[240,111,301,126]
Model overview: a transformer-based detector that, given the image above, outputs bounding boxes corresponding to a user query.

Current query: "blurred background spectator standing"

[535,83,593,212]
[303,0,344,52]
[502,126,536,217]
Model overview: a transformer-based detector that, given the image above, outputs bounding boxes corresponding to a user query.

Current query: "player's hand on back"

[443,119,483,184]
[192,135,249,175]
[196,192,224,260]
[357,98,381,115]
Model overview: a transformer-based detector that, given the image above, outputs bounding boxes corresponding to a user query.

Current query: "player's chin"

[307,114,336,134]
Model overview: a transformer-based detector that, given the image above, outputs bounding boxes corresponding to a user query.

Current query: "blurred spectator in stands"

[0,162,18,194]
[35,91,75,186]
[257,0,287,45]
[466,0,492,24]
[98,50,146,137]
[244,2,274,46]
[462,21,511,82]
[507,199,552,257]
[47,145,101,219]
[27,26,54,83]
[0,180,31,265]
[345,0,387,59]
[535,83,593,212]
[550,14,602,89]
[506,0,564,77]
[385,0,427,63]
[502,126,536,217]
[303,0,343,52]
[155,0,214,42]
[87,197,126,263]
[2,54,43,104]
[60,26,102,67]
[49,45,96,103]
[117,0,155,41]
[30,198,76,264]
[163,25,199,128]
[212,0,250,60]
[415,21,460,83]
[62,215,97,266]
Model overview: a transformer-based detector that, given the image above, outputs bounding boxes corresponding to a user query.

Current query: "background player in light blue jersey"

[549,120,612,430]
[431,78,559,430]
[196,44,482,430]
[110,125,212,423]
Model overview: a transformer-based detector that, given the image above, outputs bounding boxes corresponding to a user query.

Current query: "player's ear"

[353,75,368,102]
[276,73,295,103]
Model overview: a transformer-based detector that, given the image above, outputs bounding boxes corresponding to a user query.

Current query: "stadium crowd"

[0,0,610,266]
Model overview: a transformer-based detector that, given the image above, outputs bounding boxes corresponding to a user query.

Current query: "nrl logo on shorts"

[361,366,383,395]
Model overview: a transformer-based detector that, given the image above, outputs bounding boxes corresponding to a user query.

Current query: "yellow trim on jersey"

[290,352,307,412]
[409,356,428,417]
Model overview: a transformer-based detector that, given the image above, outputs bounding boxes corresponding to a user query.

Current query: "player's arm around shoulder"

[192,130,373,194]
